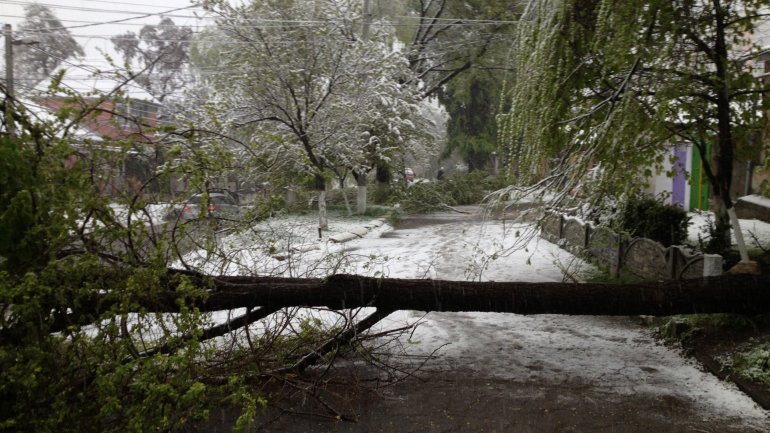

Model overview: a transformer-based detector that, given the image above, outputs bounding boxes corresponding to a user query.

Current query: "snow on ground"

[182,213,584,281]
[740,194,770,208]
[109,203,173,226]
[181,210,770,429]
[688,210,770,248]
[373,311,770,427]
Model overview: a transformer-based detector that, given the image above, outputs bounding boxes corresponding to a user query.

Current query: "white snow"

[740,194,770,208]
[688,210,770,248]
[181,210,770,429]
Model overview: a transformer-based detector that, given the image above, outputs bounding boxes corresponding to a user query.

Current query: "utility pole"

[362,0,371,41]
[4,24,14,135]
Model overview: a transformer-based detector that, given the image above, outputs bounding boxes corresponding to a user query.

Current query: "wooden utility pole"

[4,24,14,135]
[362,0,371,41]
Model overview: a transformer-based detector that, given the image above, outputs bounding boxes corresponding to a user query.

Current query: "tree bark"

[123,273,770,316]
[355,171,367,215]
[374,163,390,204]
[708,3,749,261]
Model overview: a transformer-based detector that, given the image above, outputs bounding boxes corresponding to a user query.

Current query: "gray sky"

[1,0,212,70]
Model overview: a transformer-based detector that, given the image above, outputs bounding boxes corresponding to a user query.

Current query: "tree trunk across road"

[137,273,770,316]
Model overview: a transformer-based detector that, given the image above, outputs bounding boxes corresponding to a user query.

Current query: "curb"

[273,219,388,259]
[328,219,386,243]
[692,349,770,411]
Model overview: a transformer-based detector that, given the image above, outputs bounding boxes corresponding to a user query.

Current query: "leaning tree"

[499,0,770,259]
[11,4,84,92]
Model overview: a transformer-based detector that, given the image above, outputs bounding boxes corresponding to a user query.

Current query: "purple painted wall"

[672,145,688,207]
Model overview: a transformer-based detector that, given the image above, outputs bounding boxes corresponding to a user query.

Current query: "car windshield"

[186,193,235,205]
[210,195,234,205]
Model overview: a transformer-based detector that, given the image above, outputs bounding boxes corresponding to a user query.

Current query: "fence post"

[702,254,723,277]
[610,232,621,278]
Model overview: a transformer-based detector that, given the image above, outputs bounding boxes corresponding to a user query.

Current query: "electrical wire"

[21,45,161,99]
[76,0,201,11]
[0,3,202,31]
[0,0,197,17]
[0,0,519,33]
[3,2,516,90]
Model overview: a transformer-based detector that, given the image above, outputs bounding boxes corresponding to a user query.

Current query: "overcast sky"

[1,0,213,69]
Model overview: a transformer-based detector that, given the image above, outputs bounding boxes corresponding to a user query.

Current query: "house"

[29,62,166,197]
[649,19,770,215]
[33,63,160,141]
[647,143,708,212]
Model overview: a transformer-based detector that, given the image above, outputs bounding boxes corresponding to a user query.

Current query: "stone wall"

[540,212,722,280]
[587,226,622,277]
[623,238,669,281]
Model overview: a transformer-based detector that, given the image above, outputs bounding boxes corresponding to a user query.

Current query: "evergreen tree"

[386,0,519,171]
[440,70,502,171]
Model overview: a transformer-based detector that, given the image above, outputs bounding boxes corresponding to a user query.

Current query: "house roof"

[34,59,159,104]
[18,97,102,142]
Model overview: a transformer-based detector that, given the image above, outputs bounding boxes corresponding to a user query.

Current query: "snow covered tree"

[365,0,520,173]
[111,17,193,103]
[12,4,84,92]
[391,0,521,99]
[499,0,770,259]
[185,0,436,222]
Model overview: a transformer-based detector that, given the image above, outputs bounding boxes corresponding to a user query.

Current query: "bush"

[696,213,733,255]
[618,194,690,247]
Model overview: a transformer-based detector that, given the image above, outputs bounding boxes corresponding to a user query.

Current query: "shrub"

[696,213,733,255]
[618,194,690,247]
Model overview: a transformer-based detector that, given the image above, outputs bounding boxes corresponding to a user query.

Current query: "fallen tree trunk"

[142,273,770,316]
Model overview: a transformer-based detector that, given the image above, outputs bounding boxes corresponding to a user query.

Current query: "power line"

[0,14,203,28]
[0,0,199,17]
[391,15,520,24]
[24,45,160,98]
[0,3,202,31]
[77,0,200,11]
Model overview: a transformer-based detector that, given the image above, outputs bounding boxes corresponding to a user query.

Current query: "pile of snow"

[687,211,770,248]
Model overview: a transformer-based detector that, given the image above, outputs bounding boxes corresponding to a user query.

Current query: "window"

[114,100,157,127]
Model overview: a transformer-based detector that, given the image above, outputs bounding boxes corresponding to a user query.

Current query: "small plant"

[618,194,690,247]
[654,314,767,344]
[696,213,732,255]
[386,206,403,227]
[731,343,770,386]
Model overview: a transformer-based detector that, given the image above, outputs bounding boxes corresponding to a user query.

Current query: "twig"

[439,203,472,214]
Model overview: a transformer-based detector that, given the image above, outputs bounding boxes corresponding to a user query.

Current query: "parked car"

[167,190,241,224]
